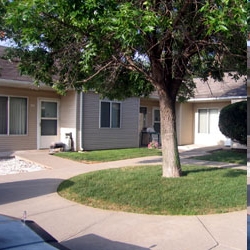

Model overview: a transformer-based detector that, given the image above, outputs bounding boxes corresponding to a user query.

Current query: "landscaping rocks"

[0,157,45,175]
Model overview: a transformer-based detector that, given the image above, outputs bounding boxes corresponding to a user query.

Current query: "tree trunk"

[158,89,182,178]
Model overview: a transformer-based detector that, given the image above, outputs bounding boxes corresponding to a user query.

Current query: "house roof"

[0,46,33,82]
[0,46,53,90]
[0,45,247,98]
[148,74,246,101]
[192,73,246,100]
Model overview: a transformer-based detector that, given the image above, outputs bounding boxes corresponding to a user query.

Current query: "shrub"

[218,101,247,145]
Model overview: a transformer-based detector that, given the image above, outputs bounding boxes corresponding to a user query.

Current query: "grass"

[193,149,246,165]
[55,148,161,163]
[58,165,246,215]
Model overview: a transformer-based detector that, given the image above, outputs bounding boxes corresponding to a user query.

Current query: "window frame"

[197,108,219,134]
[0,95,28,136]
[99,100,122,129]
[153,107,160,133]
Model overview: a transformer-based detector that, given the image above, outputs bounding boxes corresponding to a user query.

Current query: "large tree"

[1,0,247,177]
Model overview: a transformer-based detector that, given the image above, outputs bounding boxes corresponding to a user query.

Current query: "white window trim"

[197,108,219,134]
[99,100,122,129]
[0,95,28,136]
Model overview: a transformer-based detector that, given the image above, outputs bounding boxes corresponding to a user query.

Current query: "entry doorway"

[38,99,59,149]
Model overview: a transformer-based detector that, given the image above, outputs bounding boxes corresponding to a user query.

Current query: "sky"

[0,40,13,47]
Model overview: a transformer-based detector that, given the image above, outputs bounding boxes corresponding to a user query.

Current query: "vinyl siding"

[177,102,194,145]
[0,86,59,152]
[82,92,140,150]
[60,91,79,151]
[140,98,193,145]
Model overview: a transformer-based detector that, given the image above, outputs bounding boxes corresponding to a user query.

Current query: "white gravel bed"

[0,157,45,175]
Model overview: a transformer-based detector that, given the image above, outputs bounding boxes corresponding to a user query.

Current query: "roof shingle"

[0,46,33,82]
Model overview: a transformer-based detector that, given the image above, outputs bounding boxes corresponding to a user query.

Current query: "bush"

[218,101,247,145]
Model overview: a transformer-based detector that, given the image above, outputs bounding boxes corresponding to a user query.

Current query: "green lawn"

[55,148,161,163]
[58,165,246,215]
[193,149,246,165]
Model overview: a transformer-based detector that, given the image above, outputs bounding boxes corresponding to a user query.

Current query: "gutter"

[0,79,54,91]
[187,96,247,103]
[80,92,84,151]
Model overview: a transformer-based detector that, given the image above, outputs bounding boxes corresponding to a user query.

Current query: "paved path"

[0,146,247,250]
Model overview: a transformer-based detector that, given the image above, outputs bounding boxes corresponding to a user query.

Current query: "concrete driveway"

[0,147,247,250]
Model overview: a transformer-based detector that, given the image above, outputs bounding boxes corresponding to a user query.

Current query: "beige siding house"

[0,46,140,152]
[140,73,246,147]
[0,45,246,152]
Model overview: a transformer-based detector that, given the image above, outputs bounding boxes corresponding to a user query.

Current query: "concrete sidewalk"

[0,146,247,250]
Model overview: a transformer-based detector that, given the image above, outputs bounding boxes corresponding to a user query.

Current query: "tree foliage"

[0,0,247,177]
[1,0,247,96]
[219,101,247,146]
[248,0,250,36]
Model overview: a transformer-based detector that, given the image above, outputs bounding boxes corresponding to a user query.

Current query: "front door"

[38,100,59,149]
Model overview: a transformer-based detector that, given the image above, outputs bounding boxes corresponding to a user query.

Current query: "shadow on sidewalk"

[0,178,64,204]
[62,234,151,250]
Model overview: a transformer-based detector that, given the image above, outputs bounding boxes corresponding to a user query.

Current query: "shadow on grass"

[182,167,246,178]
[222,170,246,178]
[181,167,218,176]
[57,180,75,192]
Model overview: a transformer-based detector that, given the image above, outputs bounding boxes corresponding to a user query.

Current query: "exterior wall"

[140,98,193,145]
[0,86,59,152]
[140,98,240,147]
[60,91,79,151]
[82,92,140,150]
[177,102,194,145]
[140,98,159,130]
[193,101,231,145]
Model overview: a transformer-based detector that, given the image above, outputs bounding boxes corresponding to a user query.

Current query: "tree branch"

[76,60,114,84]
[124,55,155,84]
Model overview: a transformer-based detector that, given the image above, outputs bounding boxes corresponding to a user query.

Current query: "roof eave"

[0,79,54,91]
[188,96,247,103]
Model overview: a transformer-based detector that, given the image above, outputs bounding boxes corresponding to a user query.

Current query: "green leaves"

[101,2,159,49]
[200,0,247,36]
[219,101,247,145]
[1,0,247,100]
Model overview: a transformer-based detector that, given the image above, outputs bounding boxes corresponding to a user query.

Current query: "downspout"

[80,92,84,151]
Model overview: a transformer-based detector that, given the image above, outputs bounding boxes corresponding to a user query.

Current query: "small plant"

[148,141,159,149]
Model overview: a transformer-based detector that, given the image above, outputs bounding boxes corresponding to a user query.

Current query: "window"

[100,101,121,128]
[198,109,218,134]
[153,109,160,133]
[41,101,58,136]
[0,96,27,135]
